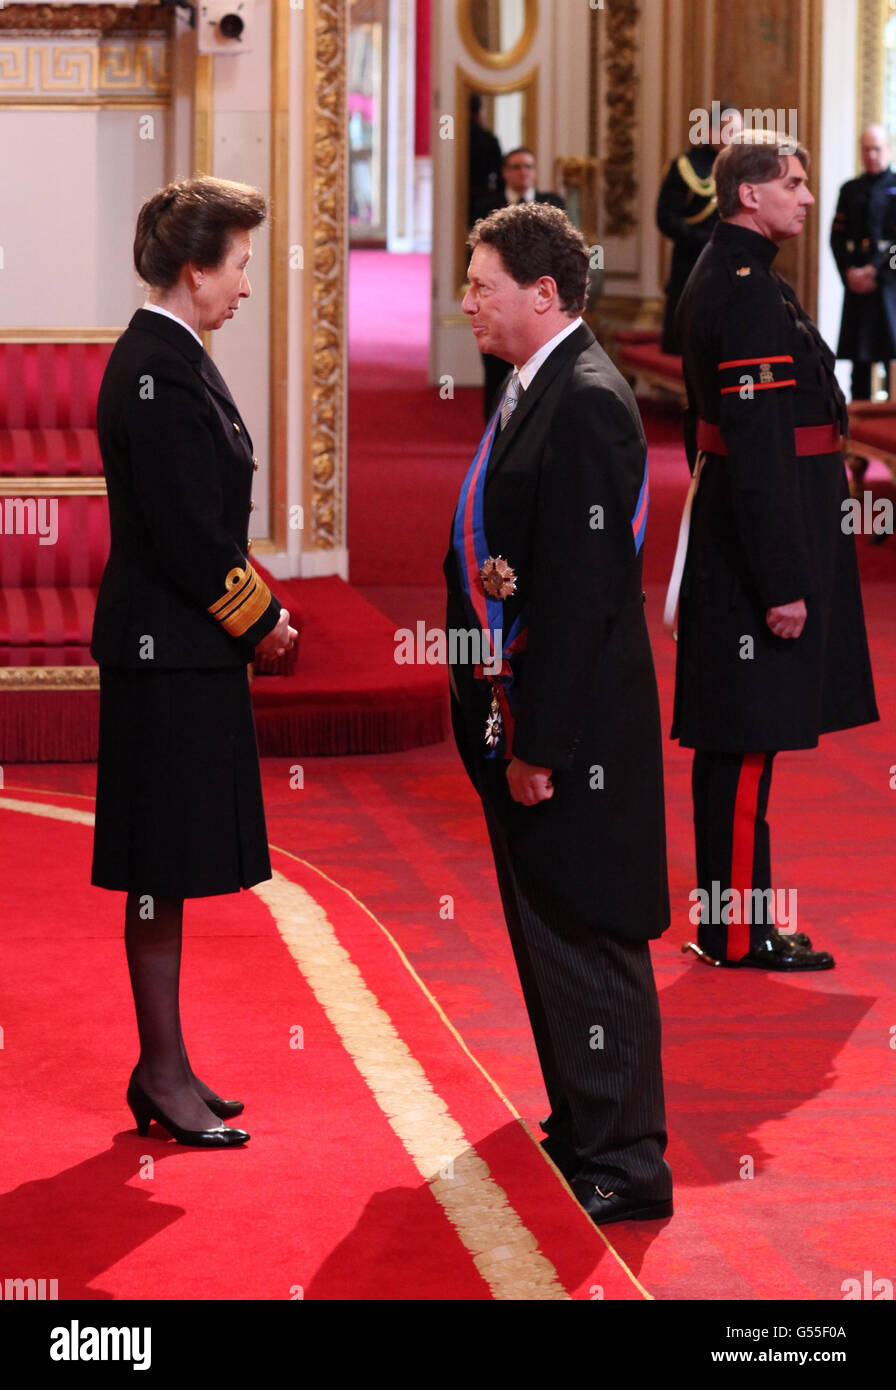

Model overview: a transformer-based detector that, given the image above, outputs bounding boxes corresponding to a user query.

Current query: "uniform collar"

[129,306,204,363]
[142,301,203,347]
[712,220,780,267]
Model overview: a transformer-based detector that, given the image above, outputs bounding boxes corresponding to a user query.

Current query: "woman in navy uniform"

[671,133,878,970]
[90,177,296,1146]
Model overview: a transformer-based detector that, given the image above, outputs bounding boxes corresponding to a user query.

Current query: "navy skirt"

[91,666,272,899]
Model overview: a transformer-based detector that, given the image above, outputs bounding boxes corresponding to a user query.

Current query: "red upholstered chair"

[0,334,116,684]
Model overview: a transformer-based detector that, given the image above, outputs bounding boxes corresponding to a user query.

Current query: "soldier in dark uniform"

[91,177,296,1146]
[670,132,878,970]
[830,125,896,399]
[656,104,742,353]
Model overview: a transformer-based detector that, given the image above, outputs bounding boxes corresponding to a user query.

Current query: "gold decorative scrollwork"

[0,6,171,37]
[602,0,640,238]
[305,0,347,552]
[0,666,99,689]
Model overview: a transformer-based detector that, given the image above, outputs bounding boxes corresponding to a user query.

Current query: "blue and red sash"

[452,406,528,758]
[451,402,650,759]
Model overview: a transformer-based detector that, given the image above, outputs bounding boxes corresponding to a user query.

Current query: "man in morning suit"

[830,124,896,399]
[445,202,672,1226]
[672,131,878,971]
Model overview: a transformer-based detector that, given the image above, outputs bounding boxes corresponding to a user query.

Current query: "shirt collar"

[516,317,584,390]
[142,301,204,347]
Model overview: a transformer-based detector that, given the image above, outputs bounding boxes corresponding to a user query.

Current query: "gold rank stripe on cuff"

[718,354,796,394]
[208,563,272,638]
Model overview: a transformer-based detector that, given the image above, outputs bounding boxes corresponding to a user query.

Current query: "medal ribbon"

[632,450,649,556]
[452,411,651,756]
[452,403,528,758]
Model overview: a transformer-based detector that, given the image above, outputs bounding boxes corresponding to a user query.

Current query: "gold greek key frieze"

[0,38,169,102]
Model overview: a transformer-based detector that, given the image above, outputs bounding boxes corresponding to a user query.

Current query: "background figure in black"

[656,104,742,353]
[468,94,503,228]
[831,125,896,399]
[474,148,567,418]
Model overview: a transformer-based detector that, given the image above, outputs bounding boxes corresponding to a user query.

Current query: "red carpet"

[0,786,646,1301]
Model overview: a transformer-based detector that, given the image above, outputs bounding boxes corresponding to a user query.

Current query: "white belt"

[663,450,706,632]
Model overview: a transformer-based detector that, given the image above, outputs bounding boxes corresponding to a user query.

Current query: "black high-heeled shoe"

[205,1096,245,1120]
[126,1078,250,1148]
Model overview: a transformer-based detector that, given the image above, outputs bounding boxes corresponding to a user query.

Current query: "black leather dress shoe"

[771,927,812,950]
[731,933,834,971]
[571,1177,673,1226]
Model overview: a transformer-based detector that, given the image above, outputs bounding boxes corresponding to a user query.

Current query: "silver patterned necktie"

[500,371,521,431]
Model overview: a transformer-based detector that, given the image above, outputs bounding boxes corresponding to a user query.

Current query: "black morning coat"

[90,308,281,668]
[656,145,720,354]
[672,221,879,752]
[444,323,671,943]
[830,165,896,361]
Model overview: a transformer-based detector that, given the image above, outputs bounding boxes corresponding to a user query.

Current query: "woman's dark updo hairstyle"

[134,175,267,289]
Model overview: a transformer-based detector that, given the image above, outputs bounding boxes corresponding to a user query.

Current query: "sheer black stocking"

[125,891,224,1131]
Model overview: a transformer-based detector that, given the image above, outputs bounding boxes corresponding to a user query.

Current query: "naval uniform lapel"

[198,353,253,453]
[485,322,594,484]
[129,310,252,448]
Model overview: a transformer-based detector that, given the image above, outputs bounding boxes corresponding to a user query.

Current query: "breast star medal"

[479,555,517,600]
[485,684,503,750]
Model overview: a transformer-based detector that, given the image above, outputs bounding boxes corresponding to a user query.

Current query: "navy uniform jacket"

[656,145,719,353]
[672,221,878,751]
[91,308,280,668]
[830,166,896,361]
[444,323,670,942]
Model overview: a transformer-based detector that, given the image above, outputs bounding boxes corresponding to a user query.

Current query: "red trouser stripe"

[728,754,766,960]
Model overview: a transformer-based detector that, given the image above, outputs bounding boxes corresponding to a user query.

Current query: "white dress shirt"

[516,316,584,388]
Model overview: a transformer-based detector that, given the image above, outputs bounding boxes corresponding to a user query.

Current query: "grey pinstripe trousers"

[482,798,671,1198]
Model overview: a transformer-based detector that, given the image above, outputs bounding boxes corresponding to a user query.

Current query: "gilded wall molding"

[0,5,171,36]
[0,666,99,689]
[858,0,887,134]
[305,0,347,551]
[602,0,640,237]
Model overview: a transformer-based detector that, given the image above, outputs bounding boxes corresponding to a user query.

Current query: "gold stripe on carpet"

[0,795,96,826]
[254,869,570,1301]
[268,847,654,1301]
